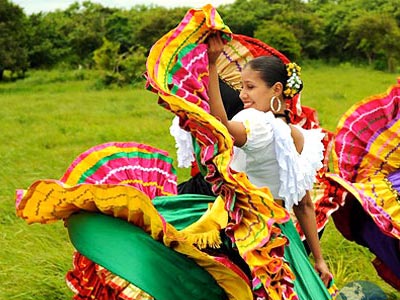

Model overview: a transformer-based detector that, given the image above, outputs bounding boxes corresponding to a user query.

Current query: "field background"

[0,62,399,299]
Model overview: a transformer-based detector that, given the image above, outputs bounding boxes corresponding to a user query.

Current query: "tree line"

[1,0,399,83]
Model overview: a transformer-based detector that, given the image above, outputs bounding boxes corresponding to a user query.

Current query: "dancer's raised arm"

[207,34,247,147]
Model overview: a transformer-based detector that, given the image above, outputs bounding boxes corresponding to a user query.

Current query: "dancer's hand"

[314,258,332,287]
[207,33,224,65]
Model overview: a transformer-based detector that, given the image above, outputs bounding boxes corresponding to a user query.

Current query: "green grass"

[302,62,399,299]
[0,65,399,299]
[300,60,398,132]
[0,69,187,300]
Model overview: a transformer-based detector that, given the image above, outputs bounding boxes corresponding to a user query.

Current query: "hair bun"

[284,62,302,98]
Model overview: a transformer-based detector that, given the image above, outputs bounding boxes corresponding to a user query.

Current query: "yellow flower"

[285,62,303,98]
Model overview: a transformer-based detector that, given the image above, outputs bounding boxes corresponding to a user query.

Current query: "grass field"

[0,63,399,299]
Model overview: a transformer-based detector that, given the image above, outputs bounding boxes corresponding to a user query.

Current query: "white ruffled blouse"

[231,108,324,210]
[169,116,195,168]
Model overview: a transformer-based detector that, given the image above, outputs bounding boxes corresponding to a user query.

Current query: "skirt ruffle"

[66,251,154,300]
[320,79,400,290]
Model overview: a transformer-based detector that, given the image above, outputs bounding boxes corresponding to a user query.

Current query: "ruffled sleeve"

[232,108,274,151]
[169,116,195,168]
[298,126,325,190]
[271,121,324,210]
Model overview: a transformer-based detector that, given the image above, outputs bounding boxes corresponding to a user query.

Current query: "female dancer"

[16,5,336,300]
[206,33,333,298]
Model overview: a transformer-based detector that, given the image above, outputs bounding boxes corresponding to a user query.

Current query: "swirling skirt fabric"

[16,5,336,300]
[323,79,400,289]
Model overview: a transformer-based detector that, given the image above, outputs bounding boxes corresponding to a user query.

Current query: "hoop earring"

[270,96,281,113]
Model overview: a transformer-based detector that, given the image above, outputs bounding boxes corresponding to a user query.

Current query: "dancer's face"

[239,66,276,112]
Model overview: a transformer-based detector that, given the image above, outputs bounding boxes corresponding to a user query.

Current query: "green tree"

[310,0,400,65]
[255,20,301,61]
[93,37,146,86]
[382,26,400,72]
[275,11,325,59]
[309,0,355,61]
[0,0,28,80]
[93,37,120,71]
[133,6,187,50]
[105,11,135,52]
[116,45,147,85]
[63,1,115,67]
[27,12,71,68]
[347,13,400,71]
[220,0,275,36]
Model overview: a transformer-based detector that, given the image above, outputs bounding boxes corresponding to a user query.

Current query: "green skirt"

[278,220,332,299]
[155,194,331,299]
[67,194,331,300]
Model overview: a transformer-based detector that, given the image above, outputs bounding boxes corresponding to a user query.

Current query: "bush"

[255,20,301,61]
[94,38,147,87]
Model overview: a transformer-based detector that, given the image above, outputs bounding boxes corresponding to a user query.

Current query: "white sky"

[11,0,235,14]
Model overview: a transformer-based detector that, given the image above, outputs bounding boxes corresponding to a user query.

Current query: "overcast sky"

[11,0,235,14]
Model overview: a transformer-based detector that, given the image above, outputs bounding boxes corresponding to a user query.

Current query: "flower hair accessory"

[284,62,302,98]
